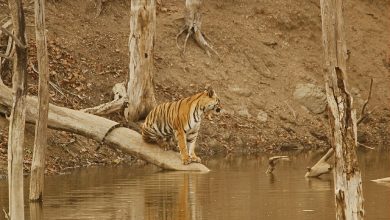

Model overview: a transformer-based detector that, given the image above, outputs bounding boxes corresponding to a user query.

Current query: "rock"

[351,87,364,106]
[257,110,268,122]
[228,86,253,97]
[293,83,327,114]
[237,106,252,118]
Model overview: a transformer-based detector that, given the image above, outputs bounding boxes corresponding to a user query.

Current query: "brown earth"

[0,0,389,177]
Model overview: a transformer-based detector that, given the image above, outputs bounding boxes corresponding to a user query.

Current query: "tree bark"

[320,0,364,219]
[29,0,50,202]
[125,0,156,121]
[0,85,209,172]
[7,0,28,219]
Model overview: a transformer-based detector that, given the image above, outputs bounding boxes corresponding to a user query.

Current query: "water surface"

[0,151,389,220]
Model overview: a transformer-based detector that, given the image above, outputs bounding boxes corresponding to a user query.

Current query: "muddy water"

[0,151,389,220]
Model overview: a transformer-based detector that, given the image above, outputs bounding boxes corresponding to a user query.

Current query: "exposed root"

[81,82,127,115]
[176,24,219,58]
[95,0,106,18]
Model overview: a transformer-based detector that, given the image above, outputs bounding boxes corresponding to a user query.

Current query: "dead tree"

[29,0,50,202]
[7,0,28,219]
[176,0,218,57]
[125,0,157,121]
[0,84,209,172]
[320,0,364,219]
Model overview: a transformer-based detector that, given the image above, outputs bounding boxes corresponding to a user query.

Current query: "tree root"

[81,82,127,115]
[176,24,219,58]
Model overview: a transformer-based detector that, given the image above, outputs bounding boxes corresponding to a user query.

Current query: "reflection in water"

[29,202,43,220]
[0,152,389,220]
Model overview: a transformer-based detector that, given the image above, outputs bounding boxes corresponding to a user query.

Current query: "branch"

[81,82,127,115]
[0,26,26,49]
[265,156,290,174]
[357,78,373,124]
[2,208,9,220]
[358,142,375,150]
[0,19,12,35]
[0,53,10,58]
[305,148,334,177]
[0,84,209,172]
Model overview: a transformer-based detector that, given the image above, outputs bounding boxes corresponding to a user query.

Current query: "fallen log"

[0,84,209,172]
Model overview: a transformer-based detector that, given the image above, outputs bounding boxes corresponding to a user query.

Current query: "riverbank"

[0,0,388,176]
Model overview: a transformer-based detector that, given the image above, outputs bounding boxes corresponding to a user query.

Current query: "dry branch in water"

[0,84,209,172]
[305,148,333,178]
[265,156,290,174]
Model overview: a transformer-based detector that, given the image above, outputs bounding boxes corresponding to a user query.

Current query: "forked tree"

[320,0,364,219]
[125,0,157,121]
[7,0,28,219]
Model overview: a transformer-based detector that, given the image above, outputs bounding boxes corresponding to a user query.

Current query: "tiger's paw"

[190,155,202,163]
[181,155,191,165]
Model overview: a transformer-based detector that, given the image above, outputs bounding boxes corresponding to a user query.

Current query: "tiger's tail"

[96,121,142,151]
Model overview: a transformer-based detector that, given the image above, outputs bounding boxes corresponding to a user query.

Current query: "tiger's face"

[200,87,222,113]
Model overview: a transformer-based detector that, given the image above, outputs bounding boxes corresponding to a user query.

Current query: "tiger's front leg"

[187,133,201,163]
[175,130,191,165]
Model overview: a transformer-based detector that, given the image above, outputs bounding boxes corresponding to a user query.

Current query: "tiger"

[141,86,221,165]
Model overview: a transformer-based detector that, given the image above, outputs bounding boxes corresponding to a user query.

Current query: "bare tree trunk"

[0,85,209,172]
[125,0,156,122]
[7,0,28,219]
[29,0,50,202]
[176,0,218,57]
[320,0,364,219]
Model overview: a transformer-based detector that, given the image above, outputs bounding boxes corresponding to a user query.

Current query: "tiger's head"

[199,86,222,113]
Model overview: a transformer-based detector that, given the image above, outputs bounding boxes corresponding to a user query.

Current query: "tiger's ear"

[205,86,214,97]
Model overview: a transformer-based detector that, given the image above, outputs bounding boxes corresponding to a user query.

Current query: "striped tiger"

[141,86,221,165]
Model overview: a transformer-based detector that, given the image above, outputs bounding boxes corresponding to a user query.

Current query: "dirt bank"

[0,0,389,176]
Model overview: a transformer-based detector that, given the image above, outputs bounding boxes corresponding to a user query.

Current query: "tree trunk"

[7,0,28,219]
[320,0,364,219]
[29,0,50,202]
[125,0,156,122]
[0,85,209,172]
[176,0,218,57]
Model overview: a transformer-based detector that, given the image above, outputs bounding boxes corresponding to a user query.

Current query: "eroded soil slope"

[0,0,389,176]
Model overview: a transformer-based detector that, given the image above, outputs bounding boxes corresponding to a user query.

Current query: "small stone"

[237,106,252,118]
[257,110,268,122]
